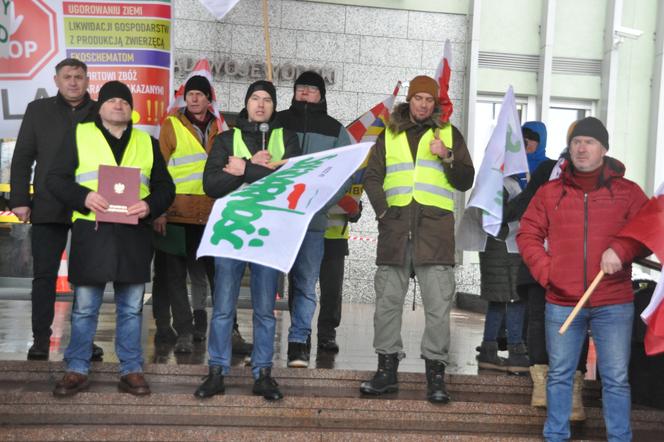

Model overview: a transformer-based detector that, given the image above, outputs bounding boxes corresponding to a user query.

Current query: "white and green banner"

[197,142,372,272]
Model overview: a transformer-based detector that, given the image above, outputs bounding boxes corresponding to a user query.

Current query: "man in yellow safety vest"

[361,75,475,404]
[47,81,175,397]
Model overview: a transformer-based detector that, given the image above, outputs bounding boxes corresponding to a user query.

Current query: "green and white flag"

[197,142,372,272]
[457,86,528,252]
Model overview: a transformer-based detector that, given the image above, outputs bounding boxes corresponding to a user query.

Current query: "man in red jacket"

[517,117,649,442]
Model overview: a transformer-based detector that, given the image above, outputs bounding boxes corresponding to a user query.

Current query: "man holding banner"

[196,80,300,401]
[9,58,103,361]
[360,75,474,404]
[517,117,649,441]
[277,71,355,359]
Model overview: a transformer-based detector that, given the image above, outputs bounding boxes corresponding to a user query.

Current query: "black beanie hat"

[294,71,326,99]
[244,80,277,108]
[185,75,212,100]
[569,116,609,150]
[98,81,133,108]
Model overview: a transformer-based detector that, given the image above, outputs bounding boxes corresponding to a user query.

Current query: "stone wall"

[174,0,478,303]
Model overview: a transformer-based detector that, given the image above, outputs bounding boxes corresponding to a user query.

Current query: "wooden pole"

[558,270,605,334]
[262,0,273,81]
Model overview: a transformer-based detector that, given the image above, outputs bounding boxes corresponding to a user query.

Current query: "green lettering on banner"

[2,1,10,15]
[211,155,337,249]
[505,125,521,153]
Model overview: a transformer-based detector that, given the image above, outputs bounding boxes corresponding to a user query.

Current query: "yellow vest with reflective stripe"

[73,122,153,222]
[324,183,363,240]
[383,124,455,210]
[166,116,207,195]
[232,127,285,161]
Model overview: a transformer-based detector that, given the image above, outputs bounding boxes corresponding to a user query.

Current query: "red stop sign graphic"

[0,0,59,80]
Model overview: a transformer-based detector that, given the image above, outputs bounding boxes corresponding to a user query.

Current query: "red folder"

[96,165,141,225]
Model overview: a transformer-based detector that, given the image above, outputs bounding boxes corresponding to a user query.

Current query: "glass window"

[473,96,528,167]
[547,104,592,160]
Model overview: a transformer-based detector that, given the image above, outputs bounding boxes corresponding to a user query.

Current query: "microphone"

[259,123,269,150]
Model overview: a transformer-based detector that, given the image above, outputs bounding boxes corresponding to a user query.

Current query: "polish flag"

[617,182,664,355]
[434,39,453,123]
[166,58,228,133]
[346,82,401,143]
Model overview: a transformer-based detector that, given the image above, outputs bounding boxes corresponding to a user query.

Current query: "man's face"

[409,92,435,122]
[246,90,274,123]
[294,85,321,103]
[54,66,89,105]
[525,138,539,154]
[99,98,132,126]
[570,136,606,172]
[185,90,210,116]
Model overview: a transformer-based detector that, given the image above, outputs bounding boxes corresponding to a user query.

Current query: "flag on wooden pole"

[434,39,454,122]
[616,182,664,355]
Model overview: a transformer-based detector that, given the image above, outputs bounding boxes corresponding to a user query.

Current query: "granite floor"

[0,297,486,375]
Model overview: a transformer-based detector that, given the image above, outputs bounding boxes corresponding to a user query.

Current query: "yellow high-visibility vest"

[383,124,455,210]
[166,116,207,195]
[73,122,153,222]
[232,127,285,161]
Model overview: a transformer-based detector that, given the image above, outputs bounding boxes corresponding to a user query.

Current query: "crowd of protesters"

[9,57,655,441]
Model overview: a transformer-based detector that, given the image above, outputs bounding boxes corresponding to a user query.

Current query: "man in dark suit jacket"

[9,58,102,360]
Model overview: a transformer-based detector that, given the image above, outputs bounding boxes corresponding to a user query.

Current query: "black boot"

[193,310,208,342]
[476,341,507,371]
[360,353,399,395]
[252,367,283,401]
[194,366,225,398]
[425,359,451,404]
[27,336,50,360]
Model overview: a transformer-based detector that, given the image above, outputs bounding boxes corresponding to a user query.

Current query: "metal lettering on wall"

[174,56,336,84]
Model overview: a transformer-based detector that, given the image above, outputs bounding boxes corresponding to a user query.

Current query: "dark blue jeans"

[483,301,526,344]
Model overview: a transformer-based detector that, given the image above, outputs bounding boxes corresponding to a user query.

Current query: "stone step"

[0,361,662,441]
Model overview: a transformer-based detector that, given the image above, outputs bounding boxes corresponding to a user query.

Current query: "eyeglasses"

[295,85,319,93]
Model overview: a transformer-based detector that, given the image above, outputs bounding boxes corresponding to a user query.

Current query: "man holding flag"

[517,117,650,441]
[361,75,474,404]
[277,71,353,364]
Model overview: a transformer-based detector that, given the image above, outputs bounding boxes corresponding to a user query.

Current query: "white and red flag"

[198,0,240,19]
[166,58,228,133]
[346,82,401,143]
[616,182,664,355]
[435,39,454,123]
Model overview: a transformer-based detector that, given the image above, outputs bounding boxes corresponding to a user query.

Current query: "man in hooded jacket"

[277,71,354,365]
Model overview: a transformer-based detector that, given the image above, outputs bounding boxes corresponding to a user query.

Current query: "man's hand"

[600,247,623,275]
[12,206,31,223]
[250,150,272,167]
[429,131,451,160]
[223,156,246,176]
[127,201,151,219]
[84,192,109,214]
[153,214,167,235]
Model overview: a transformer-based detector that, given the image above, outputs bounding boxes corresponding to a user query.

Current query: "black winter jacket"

[46,119,175,285]
[10,93,97,224]
[203,115,301,198]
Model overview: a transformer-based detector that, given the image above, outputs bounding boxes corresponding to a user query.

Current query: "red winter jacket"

[516,157,649,307]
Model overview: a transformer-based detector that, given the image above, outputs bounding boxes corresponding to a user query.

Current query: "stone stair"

[1,361,663,441]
